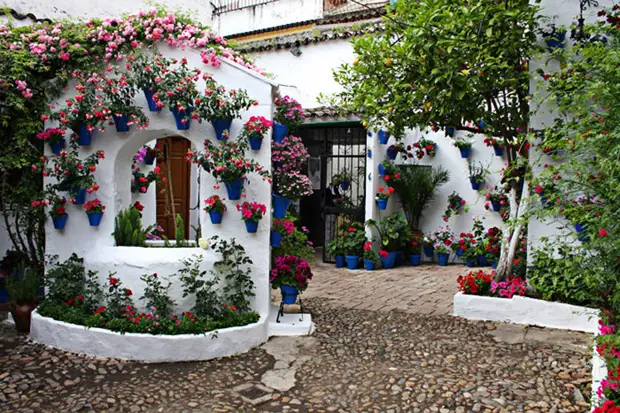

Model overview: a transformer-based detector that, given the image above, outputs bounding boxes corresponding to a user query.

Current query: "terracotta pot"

[10,302,37,333]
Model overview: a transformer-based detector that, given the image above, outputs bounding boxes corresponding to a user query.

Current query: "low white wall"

[30,311,268,362]
[453,292,599,333]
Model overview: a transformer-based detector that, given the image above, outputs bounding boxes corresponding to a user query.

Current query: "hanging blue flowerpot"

[71,188,87,205]
[386,147,398,160]
[170,106,193,130]
[381,252,397,269]
[280,285,299,305]
[271,230,283,246]
[466,258,476,268]
[378,130,390,144]
[77,124,94,146]
[458,146,471,158]
[446,127,456,137]
[273,122,288,143]
[438,253,449,266]
[470,179,482,191]
[87,212,103,227]
[224,179,244,201]
[273,194,291,219]
[0,287,7,303]
[493,145,504,157]
[376,198,388,210]
[492,201,502,212]
[492,261,498,269]
[340,182,350,191]
[211,118,233,140]
[49,139,65,155]
[543,30,566,52]
[143,153,155,165]
[410,254,422,266]
[477,255,490,267]
[367,149,372,159]
[345,255,359,270]
[249,134,263,150]
[424,246,434,258]
[113,114,130,132]
[52,214,68,230]
[364,259,375,271]
[378,163,385,178]
[245,220,259,234]
[575,223,590,242]
[477,120,488,128]
[209,210,223,224]
[335,255,346,268]
[143,88,161,112]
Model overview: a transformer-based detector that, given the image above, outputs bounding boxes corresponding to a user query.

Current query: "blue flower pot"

[280,285,299,305]
[273,122,288,143]
[466,258,476,268]
[170,106,193,130]
[0,287,7,303]
[378,163,385,178]
[245,220,259,234]
[143,153,155,165]
[209,210,223,224]
[364,259,375,271]
[575,223,590,242]
[477,120,488,128]
[456,248,464,257]
[273,194,291,219]
[345,255,359,270]
[340,182,350,191]
[224,179,244,201]
[438,253,449,266]
[477,255,490,267]
[50,139,65,155]
[271,230,283,246]
[446,127,456,137]
[458,146,471,158]
[249,135,263,150]
[211,118,233,141]
[53,214,68,230]
[143,88,161,112]
[424,246,434,258]
[335,255,346,268]
[113,114,130,132]
[381,252,397,269]
[544,30,566,51]
[492,201,501,212]
[376,198,388,210]
[492,261,498,269]
[410,254,422,266]
[77,124,94,146]
[367,149,372,159]
[87,212,103,227]
[386,147,398,160]
[470,179,481,191]
[493,145,504,157]
[71,188,87,205]
[378,129,390,144]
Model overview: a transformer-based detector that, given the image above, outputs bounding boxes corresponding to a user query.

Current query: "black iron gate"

[297,124,367,263]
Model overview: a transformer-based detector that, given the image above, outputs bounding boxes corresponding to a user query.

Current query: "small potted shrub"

[272,218,295,247]
[422,234,434,259]
[37,127,66,155]
[379,249,395,269]
[453,137,473,158]
[386,143,405,160]
[273,96,305,142]
[432,226,454,266]
[49,196,68,230]
[482,227,502,267]
[242,116,273,150]
[333,170,353,191]
[484,185,509,212]
[6,263,40,333]
[84,198,105,227]
[442,192,467,222]
[454,232,477,267]
[457,269,493,295]
[127,53,166,111]
[409,237,423,266]
[156,57,200,130]
[541,24,567,52]
[326,238,345,268]
[378,160,398,179]
[362,241,380,270]
[413,137,437,159]
[270,255,313,304]
[273,171,313,218]
[375,186,394,210]
[468,161,487,190]
[237,201,267,234]
[102,73,149,132]
[204,194,226,224]
[342,223,366,270]
[484,137,504,156]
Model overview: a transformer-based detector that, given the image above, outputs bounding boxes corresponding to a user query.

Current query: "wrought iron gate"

[297,124,367,263]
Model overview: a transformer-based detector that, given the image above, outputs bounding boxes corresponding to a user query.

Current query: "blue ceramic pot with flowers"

[211,118,233,140]
[71,188,87,205]
[458,146,471,158]
[364,259,375,271]
[280,285,299,305]
[271,230,283,246]
[424,246,434,258]
[378,129,390,144]
[493,145,504,157]
[50,139,65,155]
[87,212,103,227]
[245,220,259,234]
[376,199,388,210]
[273,194,290,219]
[381,252,397,269]
[335,255,346,268]
[224,179,244,201]
[345,256,359,270]
[170,106,194,130]
[249,134,263,150]
[437,253,449,266]
[53,215,68,230]
[477,255,490,267]
[143,88,161,112]
[409,254,422,266]
[386,147,398,160]
[77,124,94,146]
[113,114,130,132]
[273,123,288,143]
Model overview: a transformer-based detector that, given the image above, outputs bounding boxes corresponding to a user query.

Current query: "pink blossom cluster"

[274,95,305,126]
[36,127,65,143]
[273,219,295,235]
[490,277,527,298]
[15,80,32,98]
[270,255,313,288]
[272,135,310,172]
[243,116,273,137]
[236,201,267,222]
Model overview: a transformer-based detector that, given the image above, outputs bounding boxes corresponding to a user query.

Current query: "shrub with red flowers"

[104,273,135,319]
[375,186,395,201]
[36,127,65,145]
[342,222,367,255]
[431,226,455,254]
[102,72,149,129]
[273,219,295,236]
[48,196,67,219]
[483,136,503,149]
[242,116,273,140]
[84,198,105,215]
[204,195,226,214]
[483,227,502,264]
[453,232,478,260]
[237,201,267,222]
[196,78,257,121]
[270,255,313,291]
[131,163,161,193]
[442,192,467,221]
[36,149,105,194]
[483,185,509,211]
[412,137,437,159]
[457,270,494,295]
[363,241,381,262]
[155,56,201,122]
[274,95,305,130]
[408,237,422,255]
[490,276,527,298]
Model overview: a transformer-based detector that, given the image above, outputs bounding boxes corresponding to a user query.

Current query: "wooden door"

[156,137,191,240]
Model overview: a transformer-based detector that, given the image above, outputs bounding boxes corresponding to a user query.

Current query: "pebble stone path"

[0,262,594,412]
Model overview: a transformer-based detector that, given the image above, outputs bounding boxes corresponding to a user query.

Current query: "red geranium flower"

[133,201,144,211]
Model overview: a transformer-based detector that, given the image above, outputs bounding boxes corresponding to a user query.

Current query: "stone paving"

[0,261,595,412]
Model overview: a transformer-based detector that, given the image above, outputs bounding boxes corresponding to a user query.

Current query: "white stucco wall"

[44,45,275,315]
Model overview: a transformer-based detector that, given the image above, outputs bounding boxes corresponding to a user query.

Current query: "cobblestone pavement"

[0,292,593,413]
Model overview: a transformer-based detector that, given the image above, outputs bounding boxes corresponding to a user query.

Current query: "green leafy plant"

[342,222,367,255]
[209,236,255,312]
[113,203,154,247]
[6,262,40,304]
[104,273,134,319]
[196,79,256,121]
[326,237,345,257]
[178,255,221,318]
[44,254,102,309]
[366,212,410,252]
[468,161,488,184]
[272,224,315,260]
[362,240,380,262]
[140,272,175,317]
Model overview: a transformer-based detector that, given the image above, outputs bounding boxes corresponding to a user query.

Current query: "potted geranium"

[242,115,273,150]
[270,255,313,304]
[237,201,267,234]
[6,263,40,333]
[362,241,380,270]
[541,24,567,51]
[197,79,257,140]
[84,198,105,227]
[49,196,68,230]
[326,238,345,268]
[408,237,423,266]
[273,95,305,142]
[386,142,405,160]
[457,269,493,295]
[127,53,167,112]
[454,232,478,267]
[156,57,200,130]
[37,127,66,155]
[204,194,226,224]
[452,136,473,158]
[189,140,270,200]
[342,223,366,270]
[483,227,502,268]
[378,160,398,179]
[484,185,509,212]
[375,186,394,210]
[442,192,467,222]
[484,136,504,156]
[131,163,161,193]
[102,74,149,132]
[468,161,487,190]
[273,171,313,216]
[272,218,295,247]
[413,137,437,159]
[432,226,455,266]
[367,213,410,268]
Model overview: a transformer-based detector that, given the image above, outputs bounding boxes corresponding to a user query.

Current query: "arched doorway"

[155,137,191,239]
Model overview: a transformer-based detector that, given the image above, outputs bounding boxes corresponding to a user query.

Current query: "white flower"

[198,238,209,250]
